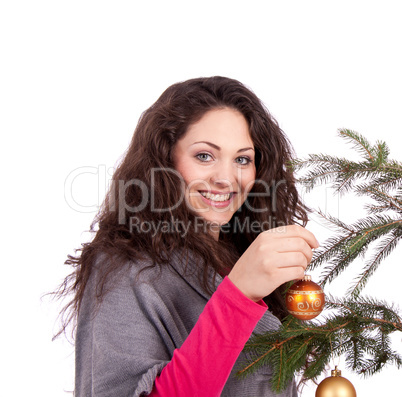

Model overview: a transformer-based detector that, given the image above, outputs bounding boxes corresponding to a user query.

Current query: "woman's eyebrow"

[191,141,255,153]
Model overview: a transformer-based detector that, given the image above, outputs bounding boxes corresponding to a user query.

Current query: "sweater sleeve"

[148,276,267,397]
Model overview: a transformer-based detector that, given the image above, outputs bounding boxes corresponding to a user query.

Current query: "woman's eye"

[235,156,252,165]
[196,153,213,162]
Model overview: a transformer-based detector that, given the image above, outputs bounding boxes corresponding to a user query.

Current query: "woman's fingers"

[279,251,309,269]
[274,266,306,286]
[264,224,319,249]
[273,237,314,265]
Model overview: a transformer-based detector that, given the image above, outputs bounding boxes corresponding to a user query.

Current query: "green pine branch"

[309,214,402,289]
[293,129,402,293]
[238,297,402,393]
[240,129,402,393]
[348,229,402,296]
[357,184,402,213]
[292,129,402,195]
[338,129,377,161]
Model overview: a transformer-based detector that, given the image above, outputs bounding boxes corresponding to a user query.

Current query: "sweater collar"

[168,249,223,301]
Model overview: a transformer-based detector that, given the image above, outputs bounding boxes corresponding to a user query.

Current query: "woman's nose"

[210,162,238,189]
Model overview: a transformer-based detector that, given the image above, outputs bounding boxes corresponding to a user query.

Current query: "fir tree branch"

[358,185,402,211]
[240,297,402,392]
[315,210,354,233]
[237,345,276,375]
[349,231,402,296]
[308,211,356,272]
[276,343,284,391]
[315,216,402,287]
[242,130,402,392]
[291,130,402,195]
[347,217,402,253]
[338,129,375,161]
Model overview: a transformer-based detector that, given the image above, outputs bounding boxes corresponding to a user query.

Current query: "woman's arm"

[149,276,267,396]
[150,225,319,396]
[75,267,266,397]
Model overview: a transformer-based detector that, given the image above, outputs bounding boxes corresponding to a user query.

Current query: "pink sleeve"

[148,276,267,396]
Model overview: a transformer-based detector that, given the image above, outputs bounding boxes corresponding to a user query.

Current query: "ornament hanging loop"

[331,366,342,377]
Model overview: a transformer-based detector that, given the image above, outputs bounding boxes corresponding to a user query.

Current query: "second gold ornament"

[315,366,357,397]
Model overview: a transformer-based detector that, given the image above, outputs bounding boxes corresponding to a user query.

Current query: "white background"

[1,1,401,395]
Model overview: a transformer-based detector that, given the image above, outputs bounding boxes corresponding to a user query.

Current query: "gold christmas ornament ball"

[285,275,325,320]
[316,367,357,397]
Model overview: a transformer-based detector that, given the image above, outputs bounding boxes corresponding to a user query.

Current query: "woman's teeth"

[200,192,231,202]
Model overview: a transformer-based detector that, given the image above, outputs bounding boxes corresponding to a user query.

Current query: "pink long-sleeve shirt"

[149,277,267,396]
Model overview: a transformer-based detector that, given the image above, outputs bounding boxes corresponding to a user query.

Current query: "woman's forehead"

[181,108,254,149]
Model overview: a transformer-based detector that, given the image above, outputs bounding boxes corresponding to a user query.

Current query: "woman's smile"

[198,190,236,207]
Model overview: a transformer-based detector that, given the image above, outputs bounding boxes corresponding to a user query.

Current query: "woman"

[60,76,318,396]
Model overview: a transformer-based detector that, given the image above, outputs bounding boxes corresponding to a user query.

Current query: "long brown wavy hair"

[56,76,308,338]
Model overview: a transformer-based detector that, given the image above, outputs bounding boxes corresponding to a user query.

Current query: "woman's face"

[173,108,256,238]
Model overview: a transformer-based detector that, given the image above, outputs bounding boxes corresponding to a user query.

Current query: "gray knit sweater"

[75,253,298,396]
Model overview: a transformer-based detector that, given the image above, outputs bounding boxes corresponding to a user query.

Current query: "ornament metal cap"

[303,274,312,281]
[331,366,342,376]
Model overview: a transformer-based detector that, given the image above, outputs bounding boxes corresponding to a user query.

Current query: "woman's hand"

[228,225,319,302]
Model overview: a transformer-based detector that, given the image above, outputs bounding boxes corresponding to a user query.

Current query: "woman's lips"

[198,191,237,208]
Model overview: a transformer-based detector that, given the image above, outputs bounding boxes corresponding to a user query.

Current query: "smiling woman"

[58,76,318,396]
